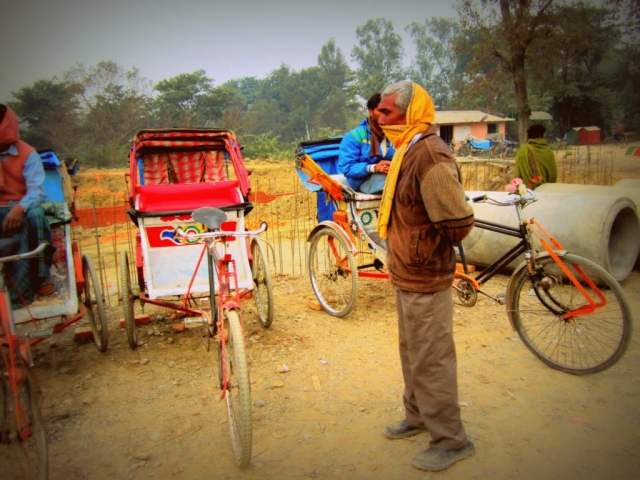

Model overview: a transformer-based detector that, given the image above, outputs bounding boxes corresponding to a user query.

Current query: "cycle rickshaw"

[1,150,108,480]
[295,138,632,375]
[119,128,274,467]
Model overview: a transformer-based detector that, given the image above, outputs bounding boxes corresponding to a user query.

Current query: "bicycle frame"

[175,221,267,397]
[0,243,47,443]
[456,195,607,315]
[206,236,242,397]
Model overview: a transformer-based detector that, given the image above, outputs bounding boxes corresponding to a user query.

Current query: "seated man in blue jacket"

[338,93,395,194]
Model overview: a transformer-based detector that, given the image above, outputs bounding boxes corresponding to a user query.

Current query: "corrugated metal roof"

[434,111,515,124]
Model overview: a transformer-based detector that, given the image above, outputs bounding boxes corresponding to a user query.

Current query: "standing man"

[0,104,54,307]
[514,124,557,189]
[338,93,395,194]
[376,81,475,472]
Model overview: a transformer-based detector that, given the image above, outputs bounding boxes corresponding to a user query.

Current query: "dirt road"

[34,268,640,480]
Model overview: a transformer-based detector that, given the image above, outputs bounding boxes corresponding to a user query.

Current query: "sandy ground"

[11,144,640,479]
[33,272,640,480]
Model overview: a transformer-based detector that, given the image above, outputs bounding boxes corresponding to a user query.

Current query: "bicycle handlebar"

[176,222,269,241]
[0,242,49,265]
[472,189,536,206]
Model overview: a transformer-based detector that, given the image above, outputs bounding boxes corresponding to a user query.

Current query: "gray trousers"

[395,287,468,450]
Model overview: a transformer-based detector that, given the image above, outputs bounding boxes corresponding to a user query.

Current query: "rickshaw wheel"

[119,250,138,349]
[250,238,274,328]
[82,254,109,351]
[0,350,48,480]
[220,309,252,467]
[308,228,359,318]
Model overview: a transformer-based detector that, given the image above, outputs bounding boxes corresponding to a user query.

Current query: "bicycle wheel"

[119,250,138,349]
[219,309,252,468]
[251,238,274,328]
[308,228,359,318]
[82,254,109,352]
[507,253,632,374]
[0,350,48,480]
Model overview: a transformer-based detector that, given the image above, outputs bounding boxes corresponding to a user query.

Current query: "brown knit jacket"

[386,133,474,292]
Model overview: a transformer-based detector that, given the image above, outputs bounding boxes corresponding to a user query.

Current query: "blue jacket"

[338,119,395,191]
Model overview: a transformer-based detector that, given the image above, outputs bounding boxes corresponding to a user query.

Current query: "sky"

[0,0,458,102]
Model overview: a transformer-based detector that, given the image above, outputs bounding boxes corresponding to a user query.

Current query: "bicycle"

[175,207,270,468]
[454,189,633,375]
[0,240,48,480]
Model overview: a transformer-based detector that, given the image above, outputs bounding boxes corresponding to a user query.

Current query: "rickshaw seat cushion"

[135,181,242,213]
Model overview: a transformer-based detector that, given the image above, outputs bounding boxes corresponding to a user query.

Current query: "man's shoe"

[411,441,475,471]
[383,419,427,439]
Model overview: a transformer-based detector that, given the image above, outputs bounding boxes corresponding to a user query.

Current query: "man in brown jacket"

[376,80,475,471]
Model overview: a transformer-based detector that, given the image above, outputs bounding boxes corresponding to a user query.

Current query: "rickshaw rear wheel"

[250,238,274,328]
[308,228,359,318]
[220,309,252,467]
[82,254,109,351]
[119,250,138,349]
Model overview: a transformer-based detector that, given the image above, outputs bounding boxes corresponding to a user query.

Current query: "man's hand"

[2,205,25,232]
[374,160,392,174]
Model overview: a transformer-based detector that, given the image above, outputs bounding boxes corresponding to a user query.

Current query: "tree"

[351,18,406,98]
[316,39,359,133]
[152,70,215,127]
[8,78,82,152]
[406,17,464,108]
[318,39,353,91]
[65,61,152,167]
[456,0,556,142]
[530,2,621,135]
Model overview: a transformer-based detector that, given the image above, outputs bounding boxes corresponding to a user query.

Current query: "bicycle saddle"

[0,238,20,258]
[192,207,227,230]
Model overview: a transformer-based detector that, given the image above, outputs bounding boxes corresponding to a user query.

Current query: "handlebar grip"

[472,195,487,203]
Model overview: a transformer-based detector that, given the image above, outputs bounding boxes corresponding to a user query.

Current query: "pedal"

[22,329,53,339]
[496,293,506,305]
[183,317,206,328]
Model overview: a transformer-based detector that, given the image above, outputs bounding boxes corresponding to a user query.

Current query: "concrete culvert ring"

[604,201,640,280]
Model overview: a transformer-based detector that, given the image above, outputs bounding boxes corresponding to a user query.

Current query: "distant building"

[565,126,601,145]
[434,111,514,145]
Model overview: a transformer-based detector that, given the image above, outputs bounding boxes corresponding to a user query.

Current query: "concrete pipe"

[615,178,640,189]
[461,191,640,282]
[537,183,640,269]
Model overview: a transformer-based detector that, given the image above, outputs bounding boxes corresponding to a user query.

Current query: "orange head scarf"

[0,105,20,148]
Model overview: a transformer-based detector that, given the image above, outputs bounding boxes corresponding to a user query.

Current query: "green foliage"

[62,61,152,167]
[351,18,406,98]
[152,69,216,127]
[8,79,83,151]
[239,132,296,160]
[406,17,467,109]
